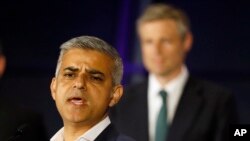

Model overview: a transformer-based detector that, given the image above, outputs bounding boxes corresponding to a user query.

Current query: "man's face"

[138,19,192,77]
[50,48,122,126]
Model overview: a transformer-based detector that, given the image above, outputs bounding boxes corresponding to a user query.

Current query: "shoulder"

[124,80,148,93]
[122,79,148,99]
[186,76,233,99]
[116,80,148,108]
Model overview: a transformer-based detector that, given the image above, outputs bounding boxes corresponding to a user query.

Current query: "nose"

[73,75,87,90]
[153,43,162,54]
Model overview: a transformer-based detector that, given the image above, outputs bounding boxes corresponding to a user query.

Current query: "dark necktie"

[155,90,168,141]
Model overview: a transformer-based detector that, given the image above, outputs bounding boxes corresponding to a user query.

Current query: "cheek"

[88,92,111,117]
[167,48,185,64]
[175,46,186,57]
[54,88,65,106]
[54,82,70,104]
[54,92,65,117]
[164,45,178,56]
[141,47,152,60]
[88,85,112,105]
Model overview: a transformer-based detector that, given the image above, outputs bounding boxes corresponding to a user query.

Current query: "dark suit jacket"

[95,124,135,141]
[110,76,237,141]
[0,97,48,141]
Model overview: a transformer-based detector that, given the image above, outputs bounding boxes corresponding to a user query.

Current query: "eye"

[143,39,153,45]
[162,38,171,47]
[90,75,103,81]
[63,73,75,79]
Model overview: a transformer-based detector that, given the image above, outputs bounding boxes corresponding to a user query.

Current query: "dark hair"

[137,3,190,39]
[55,36,123,85]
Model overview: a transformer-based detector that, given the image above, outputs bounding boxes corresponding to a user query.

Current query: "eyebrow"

[63,67,105,77]
[63,66,79,72]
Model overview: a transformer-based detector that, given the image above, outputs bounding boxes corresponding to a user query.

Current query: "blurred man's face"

[50,48,122,127]
[138,19,192,77]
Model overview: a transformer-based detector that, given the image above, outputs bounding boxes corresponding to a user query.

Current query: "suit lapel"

[95,124,118,141]
[167,77,203,141]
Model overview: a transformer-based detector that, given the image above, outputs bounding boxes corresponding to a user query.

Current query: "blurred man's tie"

[155,90,168,141]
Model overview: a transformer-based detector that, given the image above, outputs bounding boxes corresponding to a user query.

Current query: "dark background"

[0,0,249,137]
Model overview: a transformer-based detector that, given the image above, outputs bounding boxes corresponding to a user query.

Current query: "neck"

[63,123,90,141]
[155,66,182,86]
[63,115,107,141]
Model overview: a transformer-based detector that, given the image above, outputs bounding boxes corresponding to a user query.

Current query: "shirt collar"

[50,116,111,141]
[50,127,64,141]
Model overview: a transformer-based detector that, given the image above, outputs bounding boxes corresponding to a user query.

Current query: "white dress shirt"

[50,116,111,141]
[148,66,189,141]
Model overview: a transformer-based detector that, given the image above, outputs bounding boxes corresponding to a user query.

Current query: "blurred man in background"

[111,3,237,141]
[0,41,48,141]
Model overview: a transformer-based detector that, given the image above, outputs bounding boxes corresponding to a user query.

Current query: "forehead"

[60,48,113,73]
[140,18,178,27]
[139,19,179,34]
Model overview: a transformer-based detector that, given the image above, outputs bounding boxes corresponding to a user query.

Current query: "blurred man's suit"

[110,76,237,141]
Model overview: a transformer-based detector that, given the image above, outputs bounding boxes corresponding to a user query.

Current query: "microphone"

[7,123,29,141]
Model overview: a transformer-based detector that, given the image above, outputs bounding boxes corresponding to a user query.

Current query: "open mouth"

[67,97,86,106]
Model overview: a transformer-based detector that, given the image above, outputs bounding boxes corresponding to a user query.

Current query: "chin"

[153,69,171,76]
[63,113,87,123]
[66,118,87,124]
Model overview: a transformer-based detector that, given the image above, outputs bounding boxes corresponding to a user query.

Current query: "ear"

[50,77,57,100]
[183,32,193,53]
[0,55,6,77]
[109,85,123,107]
